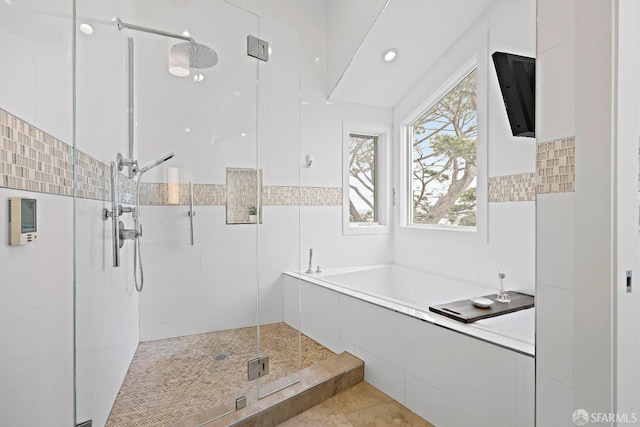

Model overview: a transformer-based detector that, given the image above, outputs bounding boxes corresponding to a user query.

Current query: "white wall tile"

[537,40,576,143]
[353,346,405,405]
[0,289,74,427]
[299,282,341,353]
[536,193,574,290]
[516,354,535,427]
[404,319,517,426]
[339,295,412,367]
[404,374,478,427]
[537,284,574,387]
[538,0,576,53]
[537,373,575,427]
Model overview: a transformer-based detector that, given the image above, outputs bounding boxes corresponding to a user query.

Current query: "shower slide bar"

[188,181,195,246]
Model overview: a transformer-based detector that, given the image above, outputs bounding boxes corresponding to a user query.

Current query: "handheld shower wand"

[132,152,175,292]
[137,153,175,175]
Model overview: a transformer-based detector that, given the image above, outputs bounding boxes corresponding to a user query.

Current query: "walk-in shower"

[73,2,307,425]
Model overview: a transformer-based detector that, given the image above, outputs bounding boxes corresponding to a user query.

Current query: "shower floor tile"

[106,322,334,427]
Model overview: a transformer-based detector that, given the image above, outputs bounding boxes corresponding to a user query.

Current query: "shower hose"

[133,174,145,292]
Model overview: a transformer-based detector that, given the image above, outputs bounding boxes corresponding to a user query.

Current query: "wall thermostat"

[8,197,37,245]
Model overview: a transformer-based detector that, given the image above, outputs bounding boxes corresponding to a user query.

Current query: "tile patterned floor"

[279,381,436,427]
[106,322,335,427]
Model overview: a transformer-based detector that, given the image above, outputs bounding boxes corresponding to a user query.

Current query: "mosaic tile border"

[0,109,341,207]
[536,137,575,194]
[264,186,342,206]
[488,172,536,202]
[137,183,342,207]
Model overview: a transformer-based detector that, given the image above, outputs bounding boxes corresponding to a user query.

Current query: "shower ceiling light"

[383,48,398,62]
[79,23,94,35]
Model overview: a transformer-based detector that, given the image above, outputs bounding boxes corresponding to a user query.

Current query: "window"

[408,69,477,228]
[343,121,390,235]
[348,134,378,224]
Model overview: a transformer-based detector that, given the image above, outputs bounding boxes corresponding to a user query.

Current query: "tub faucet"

[306,248,314,274]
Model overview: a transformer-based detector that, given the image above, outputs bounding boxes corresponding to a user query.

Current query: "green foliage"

[411,69,478,226]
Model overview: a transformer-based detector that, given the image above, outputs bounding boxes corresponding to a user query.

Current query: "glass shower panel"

[0,1,74,426]
[255,17,303,398]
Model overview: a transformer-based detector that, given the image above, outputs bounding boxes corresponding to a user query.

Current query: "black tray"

[429,291,534,323]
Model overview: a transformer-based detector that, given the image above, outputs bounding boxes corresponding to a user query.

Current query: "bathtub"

[283,264,534,427]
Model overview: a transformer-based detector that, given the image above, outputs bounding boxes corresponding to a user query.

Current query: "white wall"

[615,0,640,416]
[0,1,74,425]
[392,0,536,290]
[327,0,388,94]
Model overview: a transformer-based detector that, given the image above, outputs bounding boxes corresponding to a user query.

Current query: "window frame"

[399,56,487,237]
[342,120,391,236]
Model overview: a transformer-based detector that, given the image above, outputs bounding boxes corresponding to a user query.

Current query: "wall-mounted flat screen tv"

[492,52,535,138]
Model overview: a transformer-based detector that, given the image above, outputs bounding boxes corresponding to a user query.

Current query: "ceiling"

[328,0,495,108]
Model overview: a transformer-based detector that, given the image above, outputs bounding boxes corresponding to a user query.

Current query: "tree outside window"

[349,134,377,223]
[410,69,477,227]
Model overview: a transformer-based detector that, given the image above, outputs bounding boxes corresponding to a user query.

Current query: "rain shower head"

[115,18,218,69]
[171,42,218,69]
[137,152,175,175]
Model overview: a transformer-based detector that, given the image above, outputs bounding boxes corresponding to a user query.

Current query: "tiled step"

[174,352,364,427]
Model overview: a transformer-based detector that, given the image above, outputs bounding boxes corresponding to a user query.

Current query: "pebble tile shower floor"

[106,322,335,426]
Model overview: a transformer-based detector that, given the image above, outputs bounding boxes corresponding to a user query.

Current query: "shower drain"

[213,353,227,361]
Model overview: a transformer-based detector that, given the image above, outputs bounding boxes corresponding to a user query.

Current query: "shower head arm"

[115,18,196,43]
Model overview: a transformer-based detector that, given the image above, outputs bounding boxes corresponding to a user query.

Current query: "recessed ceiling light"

[185,128,191,133]
[314,57,321,64]
[383,48,398,62]
[241,132,247,137]
[79,23,94,36]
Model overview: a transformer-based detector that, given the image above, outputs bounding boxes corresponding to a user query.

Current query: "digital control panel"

[8,197,37,245]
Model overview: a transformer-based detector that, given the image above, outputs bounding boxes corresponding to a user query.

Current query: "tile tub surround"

[285,270,535,427]
[106,322,335,426]
[287,265,535,356]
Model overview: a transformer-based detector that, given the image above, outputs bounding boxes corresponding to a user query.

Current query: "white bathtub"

[283,264,535,427]
[287,264,534,355]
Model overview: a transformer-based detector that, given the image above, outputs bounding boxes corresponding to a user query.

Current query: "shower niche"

[226,167,263,224]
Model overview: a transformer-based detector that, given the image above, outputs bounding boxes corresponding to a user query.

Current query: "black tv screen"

[492,52,535,138]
